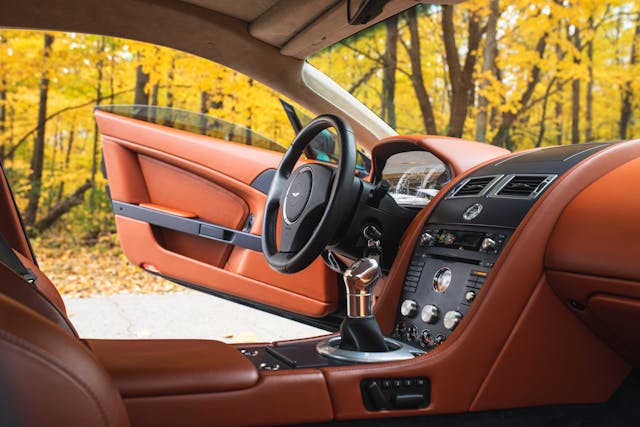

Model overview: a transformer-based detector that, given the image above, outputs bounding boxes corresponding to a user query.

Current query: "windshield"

[310,2,640,150]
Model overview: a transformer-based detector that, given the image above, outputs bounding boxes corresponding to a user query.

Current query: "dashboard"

[387,142,611,350]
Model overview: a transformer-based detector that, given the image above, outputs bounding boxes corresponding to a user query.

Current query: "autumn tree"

[24,33,54,226]
[441,4,483,137]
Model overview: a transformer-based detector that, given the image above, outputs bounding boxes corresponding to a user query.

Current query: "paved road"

[63,290,327,343]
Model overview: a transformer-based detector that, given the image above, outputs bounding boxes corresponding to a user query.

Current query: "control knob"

[420,232,436,246]
[465,291,476,303]
[421,304,440,324]
[443,311,462,331]
[481,237,497,252]
[400,300,419,318]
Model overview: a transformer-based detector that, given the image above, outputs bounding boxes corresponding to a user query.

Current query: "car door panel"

[96,110,338,317]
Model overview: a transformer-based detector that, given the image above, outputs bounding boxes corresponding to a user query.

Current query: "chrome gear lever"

[338,257,387,352]
[343,257,381,318]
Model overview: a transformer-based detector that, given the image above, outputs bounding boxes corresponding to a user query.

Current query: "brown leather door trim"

[98,110,339,317]
[139,203,197,218]
[115,216,335,316]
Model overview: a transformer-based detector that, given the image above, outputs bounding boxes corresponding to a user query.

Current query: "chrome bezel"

[446,175,504,199]
[282,166,313,225]
[488,174,558,200]
[316,337,423,363]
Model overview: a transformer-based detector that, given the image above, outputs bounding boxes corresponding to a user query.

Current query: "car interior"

[1,1,640,426]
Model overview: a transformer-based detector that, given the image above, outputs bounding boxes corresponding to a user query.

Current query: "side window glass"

[97,105,287,153]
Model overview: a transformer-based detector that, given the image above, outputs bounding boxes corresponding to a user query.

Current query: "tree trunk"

[24,33,54,226]
[535,78,556,147]
[0,81,5,161]
[475,0,499,142]
[199,91,209,131]
[167,56,176,108]
[620,18,640,140]
[381,15,398,129]
[585,17,594,142]
[442,5,482,137]
[90,37,104,212]
[57,122,75,203]
[35,180,92,233]
[151,83,159,106]
[405,7,438,135]
[571,28,581,145]
[134,62,150,105]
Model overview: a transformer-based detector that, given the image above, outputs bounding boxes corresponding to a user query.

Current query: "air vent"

[448,175,501,198]
[494,174,557,199]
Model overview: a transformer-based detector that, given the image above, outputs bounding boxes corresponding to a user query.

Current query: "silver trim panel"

[316,336,423,363]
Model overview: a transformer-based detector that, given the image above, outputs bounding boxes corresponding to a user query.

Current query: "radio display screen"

[436,230,484,251]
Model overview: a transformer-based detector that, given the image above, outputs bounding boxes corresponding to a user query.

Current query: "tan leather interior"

[123,370,334,427]
[581,294,640,366]
[546,156,640,281]
[2,138,640,426]
[0,167,33,261]
[320,141,640,420]
[0,262,76,337]
[97,110,338,317]
[87,339,259,397]
[14,250,67,314]
[0,244,330,427]
[371,134,511,176]
[544,155,640,368]
[0,293,130,427]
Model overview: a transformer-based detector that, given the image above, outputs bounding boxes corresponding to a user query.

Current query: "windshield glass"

[310,2,640,150]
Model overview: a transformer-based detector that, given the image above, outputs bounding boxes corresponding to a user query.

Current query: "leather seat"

[0,257,130,427]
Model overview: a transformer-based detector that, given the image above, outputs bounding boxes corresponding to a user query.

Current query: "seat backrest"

[0,292,130,427]
[14,249,68,314]
[0,261,77,337]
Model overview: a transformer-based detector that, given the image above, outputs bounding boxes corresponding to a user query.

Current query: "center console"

[393,225,511,350]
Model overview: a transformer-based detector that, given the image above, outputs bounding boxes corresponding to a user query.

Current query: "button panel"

[361,377,430,411]
[393,224,511,351]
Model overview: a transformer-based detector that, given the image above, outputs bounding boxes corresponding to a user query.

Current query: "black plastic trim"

[250,168,276,194]
[112,200,262,251]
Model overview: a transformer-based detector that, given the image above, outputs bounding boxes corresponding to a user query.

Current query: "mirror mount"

[347,0,392,25]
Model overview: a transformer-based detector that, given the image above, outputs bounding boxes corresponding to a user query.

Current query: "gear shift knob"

[343,258,381,318]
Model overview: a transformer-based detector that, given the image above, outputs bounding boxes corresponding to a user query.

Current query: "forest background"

[0,0,639,296]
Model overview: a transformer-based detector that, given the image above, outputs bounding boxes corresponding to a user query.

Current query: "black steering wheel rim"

[262,114,356,274]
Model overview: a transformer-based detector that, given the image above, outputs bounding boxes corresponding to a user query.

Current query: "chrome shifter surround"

[316,336,423,363]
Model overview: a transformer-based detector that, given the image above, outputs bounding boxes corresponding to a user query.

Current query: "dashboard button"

[481,237,497,251]
[406,325,418,342]
[420,232,436,246]
[443,311,462,331]
[419,330,432,348]
[420,304,440,324]
[433,268,452,293]
[400,300,419,318]
[465,291,476,303]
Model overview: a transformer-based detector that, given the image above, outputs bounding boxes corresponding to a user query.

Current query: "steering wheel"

[262,115,357,274]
